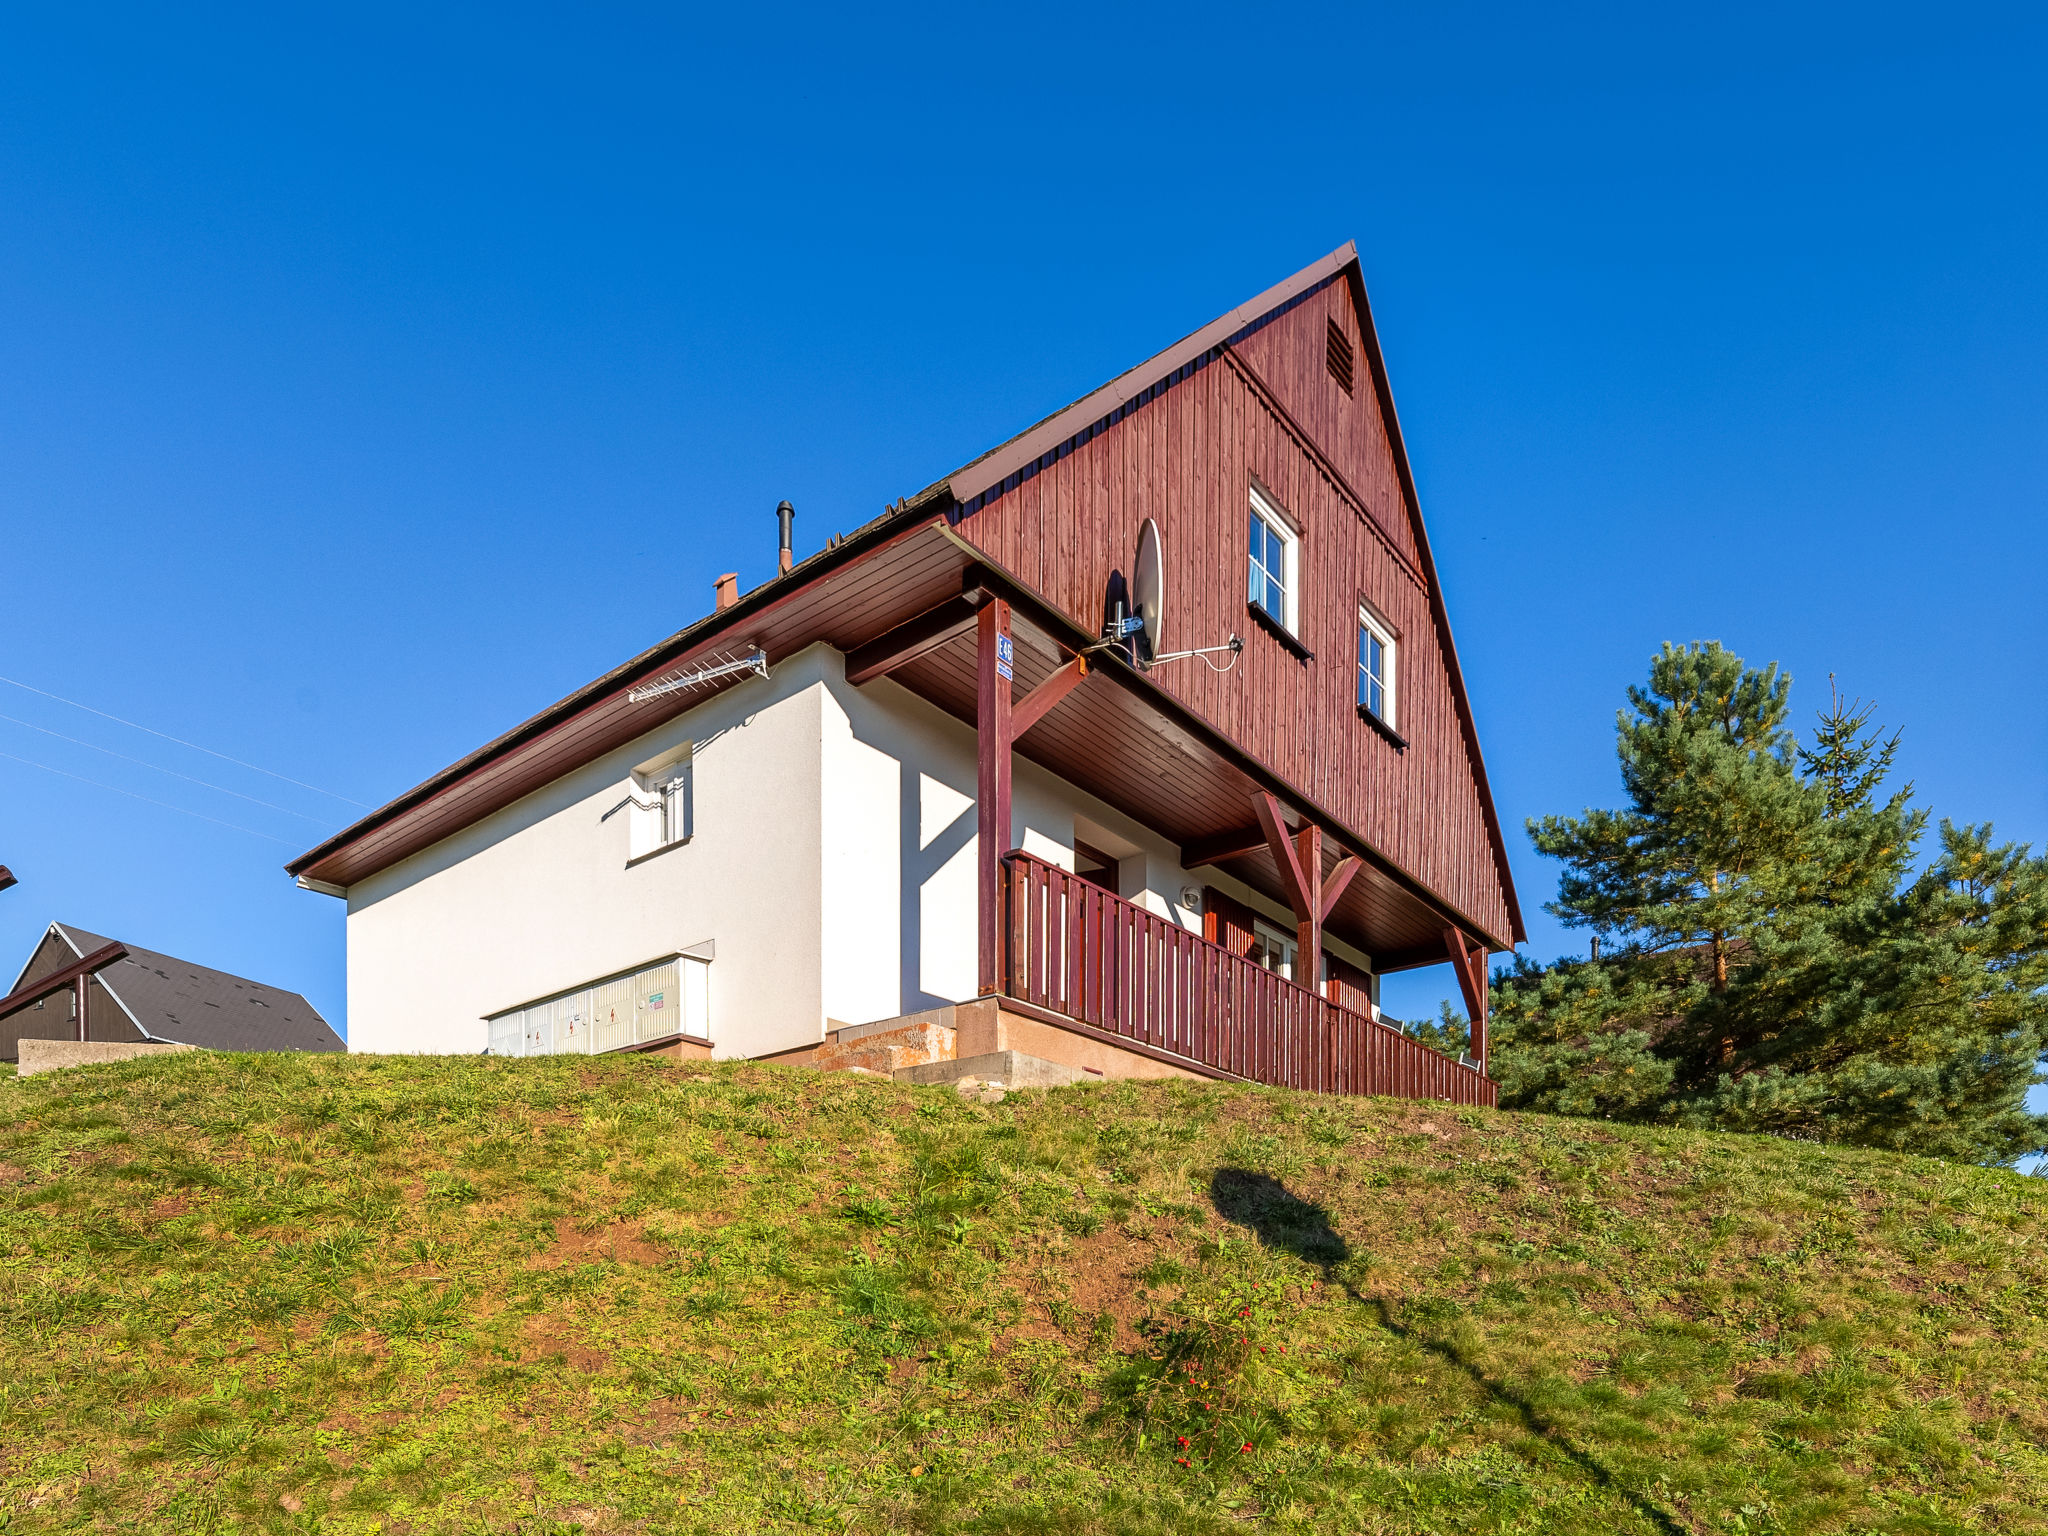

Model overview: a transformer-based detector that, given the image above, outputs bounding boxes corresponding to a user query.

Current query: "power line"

[0,749,298,846]
[0,673,369,808]
[0,712,331,824]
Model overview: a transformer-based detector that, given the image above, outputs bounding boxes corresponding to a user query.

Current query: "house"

[286,244,1524,1103]
[1,922,344,1062]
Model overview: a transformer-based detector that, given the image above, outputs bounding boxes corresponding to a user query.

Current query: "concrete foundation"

[812,1021,956,1075]
[953,1000,1205,1081]
[804,997,1207,1085]
[17,1040,198,1077]
[893,1049,1090,1089]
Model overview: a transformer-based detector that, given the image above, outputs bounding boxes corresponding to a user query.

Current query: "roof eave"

[285,495,955,881]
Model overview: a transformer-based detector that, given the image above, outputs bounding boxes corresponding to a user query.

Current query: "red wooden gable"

[941,253,1522,950]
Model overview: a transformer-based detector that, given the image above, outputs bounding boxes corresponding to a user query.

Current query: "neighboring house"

[0,922,343,1062]
[287,243,1524,1104]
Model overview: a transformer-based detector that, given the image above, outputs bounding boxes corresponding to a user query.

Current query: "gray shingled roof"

[50,924,344,1054]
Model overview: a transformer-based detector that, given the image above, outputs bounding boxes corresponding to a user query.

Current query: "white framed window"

[1246,919,1298,983]
[1247,486,1299,634]
[486,953,711,1058]
[659,769,691,847]
[614,743,693,862]
[1357,605,1397,728]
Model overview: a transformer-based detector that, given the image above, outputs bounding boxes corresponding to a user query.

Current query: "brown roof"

[287,245,1522,945]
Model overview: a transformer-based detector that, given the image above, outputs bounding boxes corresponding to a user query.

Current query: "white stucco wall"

[341,642,1358,1056]
[345,648,831,1058]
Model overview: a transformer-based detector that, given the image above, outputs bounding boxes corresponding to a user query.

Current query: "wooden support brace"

[1011,652,1089,736]
[844,589,987,686]
[1252,793,1314,919]
[1253,792,1330,970]
[1179,824,1269,869]
[1443,926,1490,1074]
[1317,856,1361,922]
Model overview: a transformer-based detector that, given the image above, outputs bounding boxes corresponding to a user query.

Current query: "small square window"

[623,746,693,862]
[1357,607,1397,728]
[1247,487,1299,634]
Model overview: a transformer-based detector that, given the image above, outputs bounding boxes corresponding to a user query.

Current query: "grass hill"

[1,1052,2044,1535]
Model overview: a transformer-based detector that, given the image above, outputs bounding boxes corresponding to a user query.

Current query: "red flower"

[1176,1436,1189,1448]
[1240,1442,1253,1453]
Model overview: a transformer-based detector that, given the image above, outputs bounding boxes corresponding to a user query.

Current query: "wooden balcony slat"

[998,850,1494,1106]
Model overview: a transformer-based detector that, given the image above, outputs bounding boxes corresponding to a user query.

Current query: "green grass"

[1,1052,2044,1534]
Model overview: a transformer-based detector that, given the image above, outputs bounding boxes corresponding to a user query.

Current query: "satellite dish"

[1095,517,1238,672]
[1132,518,1164,666]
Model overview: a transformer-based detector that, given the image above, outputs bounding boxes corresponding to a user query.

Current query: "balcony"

[1000,851,1494,1105]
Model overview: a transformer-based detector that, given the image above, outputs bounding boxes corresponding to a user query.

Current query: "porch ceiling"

[883,600,1463,970]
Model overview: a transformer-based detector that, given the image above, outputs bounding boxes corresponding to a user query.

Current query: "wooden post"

[75,974,88,1042]
[977,599,1014,995]
[1444,926,1490,1075]
[1292,822,1322,972]
[1251,791,1335,986]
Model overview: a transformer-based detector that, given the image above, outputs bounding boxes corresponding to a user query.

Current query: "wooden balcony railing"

[1001,851,1495,1106]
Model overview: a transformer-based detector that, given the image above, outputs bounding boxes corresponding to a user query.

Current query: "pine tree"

[1527,642,1816,1003]
[1488,955,1674,1119]
[1408,1000,1472,1060]
[1495,644,2048,1165]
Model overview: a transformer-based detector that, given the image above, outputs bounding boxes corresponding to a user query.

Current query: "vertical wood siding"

[956,281,1512,948]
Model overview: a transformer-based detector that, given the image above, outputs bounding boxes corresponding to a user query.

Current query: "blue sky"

[1,5,2042,1095]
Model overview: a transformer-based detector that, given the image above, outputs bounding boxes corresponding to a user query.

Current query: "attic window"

[1326,318,1355,395]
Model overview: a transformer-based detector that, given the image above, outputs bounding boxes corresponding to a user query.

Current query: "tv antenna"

[1099,518,1242,673]
[627,647,769,703]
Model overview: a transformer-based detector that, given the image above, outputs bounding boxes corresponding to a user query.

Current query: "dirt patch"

[150,1194,193,1219]
[537,1215,667,1268]
[621,1399,697,1446]
[0,1162,24,1185]
[1020,1227,1162,1351]
[524,1321,610,1374]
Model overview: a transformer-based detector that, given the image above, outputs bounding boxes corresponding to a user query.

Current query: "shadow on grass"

[1209,1168,1349,1265]
[1206,1167,1684,1536]
[1365,1293,1688,1536]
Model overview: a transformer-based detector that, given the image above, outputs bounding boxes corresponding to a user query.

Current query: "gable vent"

[1326,318,1355,395]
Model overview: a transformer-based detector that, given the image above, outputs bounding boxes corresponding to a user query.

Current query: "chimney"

[777,500,795,575]
[714,573,738,611]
